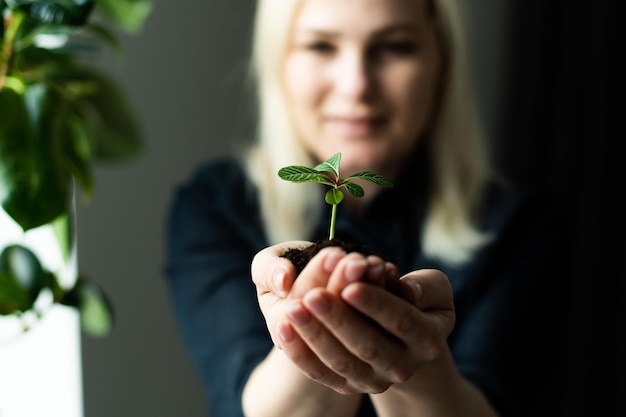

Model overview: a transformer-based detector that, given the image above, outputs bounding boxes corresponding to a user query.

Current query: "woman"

[165,0,570,416]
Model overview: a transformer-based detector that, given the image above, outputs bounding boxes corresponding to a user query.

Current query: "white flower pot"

[0,208,83,417]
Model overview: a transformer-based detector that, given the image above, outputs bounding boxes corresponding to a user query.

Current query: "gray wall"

[77,1,508,416]
[77,1,255,416]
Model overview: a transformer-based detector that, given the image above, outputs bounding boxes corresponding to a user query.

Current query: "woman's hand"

[252,241,454,395]
[250,241,397,348]
[282,265,455,394]
[248,241,380,417]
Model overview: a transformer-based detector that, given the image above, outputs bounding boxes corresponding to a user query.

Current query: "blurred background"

[76,0,620,416]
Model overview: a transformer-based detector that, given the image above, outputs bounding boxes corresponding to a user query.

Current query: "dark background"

[77,0,622,416]
[496,1,623,415]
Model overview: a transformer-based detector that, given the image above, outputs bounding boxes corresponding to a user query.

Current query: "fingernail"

[345,259,368,282]
[273,269,286,295]
[304,292,331,315]
[367,263,385,285]
[323,248,344,272]
[287,300,311,325]
[386,264,398,279]
[345,286,370,306]
[370,263,384,274]
[277,322,294,343]
[404,279,423,303]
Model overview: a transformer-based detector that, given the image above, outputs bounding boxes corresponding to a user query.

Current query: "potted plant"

[0,1,152,415]
[278,152,393,274]
[0,0,152,336]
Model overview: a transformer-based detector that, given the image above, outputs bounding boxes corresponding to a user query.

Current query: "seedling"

[278,152,393,240]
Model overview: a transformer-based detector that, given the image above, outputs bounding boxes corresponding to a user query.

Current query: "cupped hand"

[251,242,454,395]
[250,241,397,350]
[280,268,456,394]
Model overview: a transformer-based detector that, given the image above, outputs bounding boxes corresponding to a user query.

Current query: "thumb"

[399,269,454,312]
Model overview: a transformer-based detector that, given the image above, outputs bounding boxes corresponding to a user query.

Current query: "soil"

[281,238,379,275]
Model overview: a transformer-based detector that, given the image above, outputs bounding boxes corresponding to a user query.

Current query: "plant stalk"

[329,204,337,240]
[0,11,24,90]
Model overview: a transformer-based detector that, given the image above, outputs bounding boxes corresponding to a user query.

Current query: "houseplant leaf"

[59,67,142,161]
[9,0,96,26]
[0,270,33,314]
[34,63,142,161]
[0,88,29,218]
[1,0,151,333]
[0,1,6,34]
[51,212,73,261]
[0,245,45,314]
[0,245,44,296]
[0,84,71,230]
[61,108,94,198]
[61,276,114,337]
[96,0,153,34]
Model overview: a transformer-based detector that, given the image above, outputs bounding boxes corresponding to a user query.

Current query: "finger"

[382,261,400,292]
[341,283,422,341]
[398,269,454,312]
[363,256,387,287]
[275,319,349,391]
[327,255,399,294]
[342,282,455,360]
[298,289,402,390]
[325,252,370,295]
[289,246,346,298]
[251,241,310,296]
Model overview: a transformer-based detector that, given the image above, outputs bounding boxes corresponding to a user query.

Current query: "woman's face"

[283,0,443,180]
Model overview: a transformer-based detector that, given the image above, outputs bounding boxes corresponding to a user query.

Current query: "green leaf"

[73,68,143,160]
[0,1,5,34]
[346,171,394,187]
[51,212,73,261]
[325,188,344,205]
[314,152,341,176]
[61,109,94,198]
[39,66,143,161]
[0,245,44,296]
[278,166,333,185]
[15,0,96,26]
[84,21,123,60]
[11,40,71,76]
[0,84,72,230]
[0,85,71,230]
[13,22,82,52]
[0,88,29,212]
[343,182,364,198]
[61,276,114,337]
[0,271,33,315]
[22,82,73,201]
[0,245,46,314]
[0,247,38,296]
[95,0,153,34]
[18,63,143,162]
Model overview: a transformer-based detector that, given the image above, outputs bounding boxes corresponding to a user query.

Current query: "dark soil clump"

[281,238,378,275]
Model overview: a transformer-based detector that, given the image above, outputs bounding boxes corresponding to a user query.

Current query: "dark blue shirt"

[165,157,571,417]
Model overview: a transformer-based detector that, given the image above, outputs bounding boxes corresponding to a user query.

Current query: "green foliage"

[0,245,46,314]
[60,274,114,337]
[0,0,152,336]
[0,244,114,336]
[278,152,393,239]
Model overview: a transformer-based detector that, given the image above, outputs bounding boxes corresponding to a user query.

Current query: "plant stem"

[0,12,23,90]
[329,203,337,240]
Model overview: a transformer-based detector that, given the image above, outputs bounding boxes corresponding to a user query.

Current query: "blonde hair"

[243,0,492,266]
